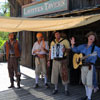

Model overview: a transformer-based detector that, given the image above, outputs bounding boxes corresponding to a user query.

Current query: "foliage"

[0,32,9,52]
[0,2,10,17]
[0,32,9,40]
[0,2,10,52]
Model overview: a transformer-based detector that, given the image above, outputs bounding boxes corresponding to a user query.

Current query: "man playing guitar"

[70,32,100,100]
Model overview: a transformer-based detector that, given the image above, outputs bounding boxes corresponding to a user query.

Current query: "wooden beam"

[16,0,24,6]
[8,0,15,9]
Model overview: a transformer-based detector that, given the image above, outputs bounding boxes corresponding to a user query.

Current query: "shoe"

[94,87,99,93]
[17,82,21,89]
[17,85,21,89]
[45,83,49,88]
[8,85,15,88]
[33,84,39,88]
[87,99,92,100]
[52,89,58,95]
[80,96,87,100]
[65,90,70,96]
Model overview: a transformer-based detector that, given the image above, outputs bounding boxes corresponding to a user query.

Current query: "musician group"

[2,31,100,100]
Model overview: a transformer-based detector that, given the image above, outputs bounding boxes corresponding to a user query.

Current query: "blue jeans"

[93,66,98,88]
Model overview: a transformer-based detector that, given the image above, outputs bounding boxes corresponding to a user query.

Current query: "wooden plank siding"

[18,0,100,69]
[70,0,100,11]
[20,31,33,68]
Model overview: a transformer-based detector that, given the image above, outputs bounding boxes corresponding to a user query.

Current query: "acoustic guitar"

[73,52,97,69]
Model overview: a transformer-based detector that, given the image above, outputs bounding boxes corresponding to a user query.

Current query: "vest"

[6,40,21,60]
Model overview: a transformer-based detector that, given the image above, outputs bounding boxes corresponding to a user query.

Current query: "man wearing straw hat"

[32,33,49,88]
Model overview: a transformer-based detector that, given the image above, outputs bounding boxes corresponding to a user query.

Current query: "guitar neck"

[81,55,90,60]
[81,52,97,61]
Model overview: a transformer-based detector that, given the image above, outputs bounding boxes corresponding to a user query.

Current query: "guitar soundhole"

[76,58,80,64]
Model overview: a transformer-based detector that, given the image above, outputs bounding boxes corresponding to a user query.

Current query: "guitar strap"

[82,44,95,68]
[88,44,95,70]
[91,44,95,53]
[53,38,65,44]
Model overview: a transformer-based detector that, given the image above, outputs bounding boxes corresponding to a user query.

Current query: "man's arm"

[47,41,54,67]
[32,43,41,55]
[18,42,21,55]
[97,46,100,58]
[42,41,49,53]
[62,39,70,54]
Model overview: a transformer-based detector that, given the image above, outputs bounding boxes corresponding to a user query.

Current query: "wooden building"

[7,0,100,85]
[12,0,100,68]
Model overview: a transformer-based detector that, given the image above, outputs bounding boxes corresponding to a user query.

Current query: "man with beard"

[48,31,70,96]
[4,33,21,89]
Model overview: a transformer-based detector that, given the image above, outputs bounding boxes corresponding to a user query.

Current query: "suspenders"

[53,38,65,44]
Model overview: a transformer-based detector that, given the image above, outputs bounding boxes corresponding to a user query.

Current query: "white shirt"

[32,41,49,55]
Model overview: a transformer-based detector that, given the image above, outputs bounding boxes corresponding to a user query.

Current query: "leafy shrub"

[0,32,9,53]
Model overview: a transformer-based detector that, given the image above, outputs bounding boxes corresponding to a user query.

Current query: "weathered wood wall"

[8,0,35,68]
[20,31,33,68]
[8,0,100,69]
[8,0,100,17]
[8,0,32,16]
[70,0,100,10]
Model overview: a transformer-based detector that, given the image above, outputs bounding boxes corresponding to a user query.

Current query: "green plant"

[0,32,9,52]
[0,2,10,17]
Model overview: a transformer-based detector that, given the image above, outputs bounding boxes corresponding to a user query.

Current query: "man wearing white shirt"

[32,33,49,88]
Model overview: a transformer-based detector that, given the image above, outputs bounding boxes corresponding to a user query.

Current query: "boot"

[8,85,14,88]
[17,81,21,89]
[8,77,14,88]
[17,76,21,89]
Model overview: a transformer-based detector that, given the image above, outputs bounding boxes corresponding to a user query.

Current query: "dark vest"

[6,40,21,60]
